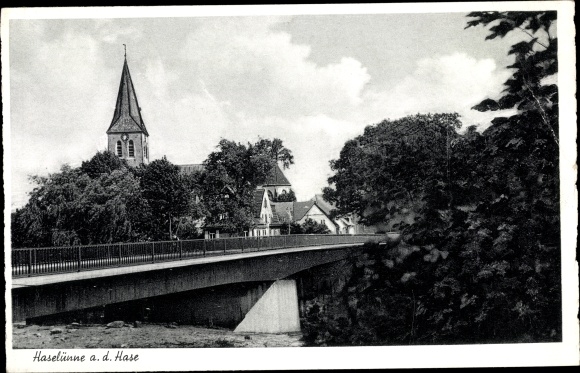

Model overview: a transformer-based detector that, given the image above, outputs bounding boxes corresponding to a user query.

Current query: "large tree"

[80,150,128,179]
[11,162,149,247]
[137,157,191,240]
[323,113,462,226]
[252,137,295,169]
[308,12,561,345]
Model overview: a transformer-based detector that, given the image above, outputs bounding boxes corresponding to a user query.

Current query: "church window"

[144,145,148,159]
[128,140,135,157]
[116,141,122,157]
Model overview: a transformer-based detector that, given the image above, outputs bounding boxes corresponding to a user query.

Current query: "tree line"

[11,138,304,248]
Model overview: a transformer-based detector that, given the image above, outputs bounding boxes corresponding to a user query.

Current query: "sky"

[7,8,531,211]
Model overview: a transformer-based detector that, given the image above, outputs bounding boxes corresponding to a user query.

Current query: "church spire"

[106,51,149,136]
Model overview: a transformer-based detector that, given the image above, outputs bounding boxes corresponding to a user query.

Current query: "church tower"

[107,52,149,167]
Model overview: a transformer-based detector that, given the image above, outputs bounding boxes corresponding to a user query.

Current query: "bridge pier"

[234,279,300,334]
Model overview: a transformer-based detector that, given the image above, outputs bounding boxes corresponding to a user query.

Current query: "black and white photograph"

[3,2,578,371]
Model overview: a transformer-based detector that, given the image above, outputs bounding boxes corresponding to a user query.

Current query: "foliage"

[137,157,192,240]
[466,11,558,146]
[289,218,331,235]
[11,164,150,247]
[309,12,561,345]
[252,137,295,169]
[323,113,462,226]
[80,151,128,179]
[271,189,297,202]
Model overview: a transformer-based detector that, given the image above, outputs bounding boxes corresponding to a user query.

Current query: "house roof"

[311,194,336,216]
[292,201,315,221]
[263,164,291,187]
[178,164,205,175]
[252,189,267,218]
[107,58,149,136]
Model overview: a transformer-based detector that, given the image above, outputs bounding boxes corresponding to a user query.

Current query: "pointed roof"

[252,189,267,218]
[311,194,336,216]
[107,58,149,136]
[263,164,291,187]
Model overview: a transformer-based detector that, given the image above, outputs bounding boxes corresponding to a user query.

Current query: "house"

[249,189,285,237]
[310,194,378,234]
[270,198,353,235]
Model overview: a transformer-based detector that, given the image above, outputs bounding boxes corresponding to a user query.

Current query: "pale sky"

[8,9,530,210]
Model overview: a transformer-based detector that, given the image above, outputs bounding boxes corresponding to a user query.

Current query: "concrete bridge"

[12,235,388,333]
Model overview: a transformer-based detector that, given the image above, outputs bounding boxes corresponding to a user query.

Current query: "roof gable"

[253,189,268,218]
[292,201,315,221]
[107,59,149,136]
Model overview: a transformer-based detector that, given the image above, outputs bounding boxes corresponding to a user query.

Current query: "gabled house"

[249,189,285,237]
[270,199,343,234]
[311,194,378,234]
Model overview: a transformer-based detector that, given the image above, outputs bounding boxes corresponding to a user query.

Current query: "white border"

[3,2,578,371]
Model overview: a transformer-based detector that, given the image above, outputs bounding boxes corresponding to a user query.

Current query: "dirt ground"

[12,322,305,349]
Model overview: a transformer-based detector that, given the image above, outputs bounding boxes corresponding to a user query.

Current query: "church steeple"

[107,50,150,166]
[107,55,149,136]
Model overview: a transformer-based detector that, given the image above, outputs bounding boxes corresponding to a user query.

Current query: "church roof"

[107,58,149,136]
[178,164,205,175]
[263,164,291,187]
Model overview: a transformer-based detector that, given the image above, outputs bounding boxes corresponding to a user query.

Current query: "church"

[106,55,292,238]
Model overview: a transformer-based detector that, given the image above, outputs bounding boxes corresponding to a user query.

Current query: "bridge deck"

[11,243,365,289]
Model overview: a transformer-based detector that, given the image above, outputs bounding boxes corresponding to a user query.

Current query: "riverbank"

[12,322,304,349]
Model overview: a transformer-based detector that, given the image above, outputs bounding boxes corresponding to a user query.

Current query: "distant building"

[106,56,150,167]
[293,200,339,233]
[258,164,293,201]
[311,194,378,234]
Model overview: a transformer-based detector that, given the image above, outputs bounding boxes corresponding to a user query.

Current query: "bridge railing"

[11,234,383,278]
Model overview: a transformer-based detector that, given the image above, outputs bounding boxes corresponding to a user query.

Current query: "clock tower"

[106,53,149,167]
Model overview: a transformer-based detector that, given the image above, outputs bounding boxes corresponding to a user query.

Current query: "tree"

[11,162,149,247]
[307,13,561,345]
[252,137,294,169]
[80,150,128,178]
[300,218,331,234]
[323,113,462,227]
[200,139,278,234]
[138,157,190,240]
[272,189,297,202]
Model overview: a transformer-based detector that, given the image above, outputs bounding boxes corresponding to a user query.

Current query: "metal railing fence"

[11,234,382,278]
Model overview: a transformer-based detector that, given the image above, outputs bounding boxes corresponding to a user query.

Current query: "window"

[128,140,135,157]
[116,141,122,157]
[144,145,148,159]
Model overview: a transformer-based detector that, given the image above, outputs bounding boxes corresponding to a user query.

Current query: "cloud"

[180,18,370,119]
[359,52,514,128]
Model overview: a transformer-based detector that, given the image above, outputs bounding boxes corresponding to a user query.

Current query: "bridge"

[11,234,388,333]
